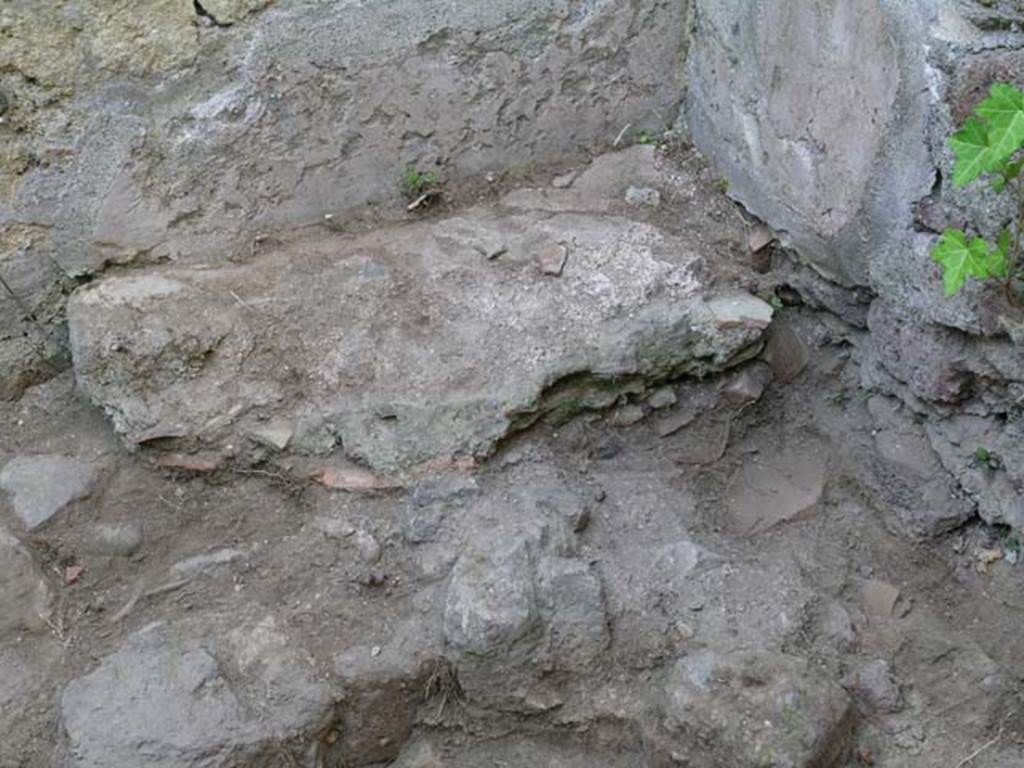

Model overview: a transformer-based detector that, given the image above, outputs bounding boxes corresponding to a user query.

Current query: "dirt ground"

[2,143,1023,767]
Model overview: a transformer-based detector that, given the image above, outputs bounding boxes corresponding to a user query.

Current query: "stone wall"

[685,0,1024,531]
[0,0,691,396]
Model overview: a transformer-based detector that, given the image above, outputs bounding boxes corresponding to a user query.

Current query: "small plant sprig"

[400,163,439,204]
[931,82,1024,298]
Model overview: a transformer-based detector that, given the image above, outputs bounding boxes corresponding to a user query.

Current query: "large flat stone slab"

[68,209,771,472]
[60,617,332,768]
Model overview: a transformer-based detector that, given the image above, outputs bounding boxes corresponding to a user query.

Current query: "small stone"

[669,411,732,465]
[720,363,772,406]
[647,386,678,410]
[1,455,98,530]
[370,645,381,657]
[675,621,695,640]
[356,529,382,564]
[748,223,775,253]
[247,419,293,451]
[708,294,774,330]
[534,243,569,276]
[763,321,811,383]
[855,659,903,714]
[316,516,356,539]
[65,564,85,585]
[171,548,243,574]
[552,171,576,189]
[860,579,901,620]
[624,185,661,207]
[611,404,645,426]
[725,445,826,534]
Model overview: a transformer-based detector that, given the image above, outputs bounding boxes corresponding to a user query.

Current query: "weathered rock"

[763,321,812,384]
[858,396,974,537]
[926,415,1024,529]
[646,386,678,410]
[534,242,569,276]
[854,659,903,714]
[444,535,538,657]
[660,650,855,767]
[68,209,771,472]
[773,254,873,328]
[532,484,592,536]
[725,443,828,534]
[0,527,51,637]
[720,362,773,406]
[246,419,293,451]
[862,301,973,406]
[0,455,98,529]
[60,618,332,768]
[668,411,732,466]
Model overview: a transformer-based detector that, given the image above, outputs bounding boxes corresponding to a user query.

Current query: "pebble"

[246,419,294,451]
[611,404,645,427]
[624,185,661,207]
[171,548,243,574]
[855,659,903,714]
[552,171,576,188]
[534,243,569,276]
[860,579,901,619]
[647,386,678,410]
[720,364,772,406]
[356,530,382,564]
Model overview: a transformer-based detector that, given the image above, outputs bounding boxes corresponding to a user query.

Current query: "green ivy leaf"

[931,228,1008,296]
[951,118,993,187]
[975,83,1024,171]
[991,228,1012,279]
